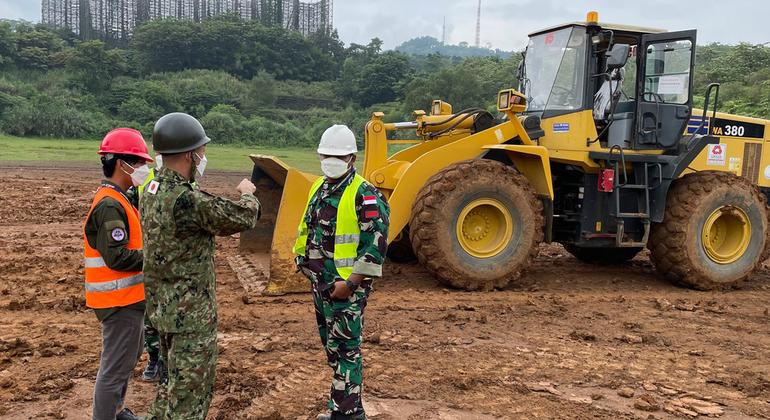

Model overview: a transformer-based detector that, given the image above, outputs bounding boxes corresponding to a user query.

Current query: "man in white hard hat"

[294,125,390,420]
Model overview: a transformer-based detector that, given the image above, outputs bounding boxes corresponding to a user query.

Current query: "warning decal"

[707,144,726,166]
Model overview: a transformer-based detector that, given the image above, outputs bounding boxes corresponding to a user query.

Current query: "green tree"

[13,25,65,69]
[240,71,277,115]
[67,40,125,92]
[118,97,163,124]
[131,20,202,73]
[0,22,16,68]
[356,51,413,107]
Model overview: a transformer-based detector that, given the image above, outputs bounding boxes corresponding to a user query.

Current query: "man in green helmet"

[140,112,261,419]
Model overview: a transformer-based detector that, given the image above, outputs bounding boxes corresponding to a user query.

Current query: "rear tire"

[409,159,543,291]
[564,244,642,264]
[650,171,770,290]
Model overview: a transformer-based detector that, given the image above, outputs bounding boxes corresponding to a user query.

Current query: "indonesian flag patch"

[363,195,377,205]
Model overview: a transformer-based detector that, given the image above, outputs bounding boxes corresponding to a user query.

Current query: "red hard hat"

[98,128,154,162]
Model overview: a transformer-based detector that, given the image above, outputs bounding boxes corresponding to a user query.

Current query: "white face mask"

[155,155,163,169]
[194,153,208,178]
[123,163,151,187]
[321,157,351,179]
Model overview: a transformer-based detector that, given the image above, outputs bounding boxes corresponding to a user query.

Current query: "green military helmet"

[152,113,211,154]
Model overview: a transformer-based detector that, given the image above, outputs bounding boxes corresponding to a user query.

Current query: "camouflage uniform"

[296,169,389,416]
[140,167,260,420]
[127,186,161,371]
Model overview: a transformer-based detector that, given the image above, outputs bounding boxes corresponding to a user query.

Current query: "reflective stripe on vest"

[83,186,145,309]
[293,174,366,280]
[84,256,106,268]
[84,273,144,293]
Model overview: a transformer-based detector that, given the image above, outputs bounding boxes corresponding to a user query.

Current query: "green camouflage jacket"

[296,169,390,287]
[140,168,260,333]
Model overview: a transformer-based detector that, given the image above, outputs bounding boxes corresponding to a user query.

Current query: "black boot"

[317,412,366,420]
[116,408,142,420]
[141,359,160,382]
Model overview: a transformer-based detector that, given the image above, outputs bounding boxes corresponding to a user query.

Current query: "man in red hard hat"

[83,128,153,420]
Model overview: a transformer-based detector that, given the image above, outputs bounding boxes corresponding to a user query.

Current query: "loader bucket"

[239,155,318,295]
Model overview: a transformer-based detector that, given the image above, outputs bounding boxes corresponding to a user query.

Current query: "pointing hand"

[237,179,256,195]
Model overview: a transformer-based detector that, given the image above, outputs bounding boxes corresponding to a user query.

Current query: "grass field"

[0,135,322,173]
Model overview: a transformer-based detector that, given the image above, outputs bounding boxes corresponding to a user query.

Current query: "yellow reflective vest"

[293,174,366,280]
[138,167,157,196]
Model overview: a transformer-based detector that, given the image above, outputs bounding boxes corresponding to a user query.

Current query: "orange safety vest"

[82,185,145,309]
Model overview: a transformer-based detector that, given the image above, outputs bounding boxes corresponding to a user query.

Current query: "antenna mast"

[442,16,446,45]
[475,0,481,48]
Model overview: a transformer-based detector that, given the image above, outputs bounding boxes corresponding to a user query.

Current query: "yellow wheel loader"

[243,12,770,294]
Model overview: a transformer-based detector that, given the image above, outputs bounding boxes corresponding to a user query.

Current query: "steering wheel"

[642,91,665,103]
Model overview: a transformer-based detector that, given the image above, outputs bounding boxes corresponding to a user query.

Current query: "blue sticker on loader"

[553,123,570,133]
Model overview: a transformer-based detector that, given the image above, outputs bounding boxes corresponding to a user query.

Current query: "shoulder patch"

[111,227,126,242]
[363,195,378,206]
[146,180,160,195]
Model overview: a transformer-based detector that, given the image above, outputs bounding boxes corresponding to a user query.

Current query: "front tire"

[650,171,770,290]
[409,159,544,291]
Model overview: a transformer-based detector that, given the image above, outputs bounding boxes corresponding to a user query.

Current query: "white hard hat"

[317,124,357,156]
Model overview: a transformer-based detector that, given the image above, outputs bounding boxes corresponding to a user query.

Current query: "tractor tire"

[650,171,770,290]
[409,159,543,291]
[387,228,417,263]
[564,244,642,264]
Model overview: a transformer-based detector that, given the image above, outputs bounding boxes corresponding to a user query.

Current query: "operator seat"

[593,67,625,120]
[594,68,636,149]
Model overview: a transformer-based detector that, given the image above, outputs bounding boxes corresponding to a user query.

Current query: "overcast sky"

[1,0,768,50]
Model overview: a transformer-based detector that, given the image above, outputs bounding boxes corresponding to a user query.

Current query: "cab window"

[643,40,692,104]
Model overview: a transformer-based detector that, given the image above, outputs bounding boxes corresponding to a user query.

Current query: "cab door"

[634,30,697,149]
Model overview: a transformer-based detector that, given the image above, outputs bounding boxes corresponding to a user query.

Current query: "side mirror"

[606,43,631,70]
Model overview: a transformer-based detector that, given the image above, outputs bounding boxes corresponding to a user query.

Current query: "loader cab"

[520,15,697,151]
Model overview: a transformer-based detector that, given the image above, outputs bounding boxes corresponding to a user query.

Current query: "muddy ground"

[1,165,770,419]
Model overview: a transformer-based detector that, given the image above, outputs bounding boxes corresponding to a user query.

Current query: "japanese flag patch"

[146,180,160,195]
[111,228,126,242]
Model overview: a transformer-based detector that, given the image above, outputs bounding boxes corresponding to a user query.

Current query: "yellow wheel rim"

[701,206,751,265]
[456,199,513,258]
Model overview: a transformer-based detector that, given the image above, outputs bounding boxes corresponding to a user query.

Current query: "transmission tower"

[475,0,481,48]
[441,16,446,45]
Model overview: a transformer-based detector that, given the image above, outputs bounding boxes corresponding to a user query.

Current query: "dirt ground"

[1,165,770,419]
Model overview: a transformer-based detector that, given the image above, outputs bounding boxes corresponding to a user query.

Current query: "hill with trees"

[395,36,513,59]
[0,18,767,147]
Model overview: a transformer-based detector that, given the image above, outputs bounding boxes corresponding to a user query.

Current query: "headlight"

[497,89,526,112]
[498,92,510,110]
[431,100,453,116]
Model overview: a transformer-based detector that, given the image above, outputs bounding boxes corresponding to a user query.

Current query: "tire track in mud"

[240,362,327,418]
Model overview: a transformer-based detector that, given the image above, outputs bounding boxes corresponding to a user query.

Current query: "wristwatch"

[344,279,359,292]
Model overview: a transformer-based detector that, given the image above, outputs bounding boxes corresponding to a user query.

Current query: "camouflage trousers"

[144,315,160,363]
[146,328,217,420]
[312,283,370,416]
